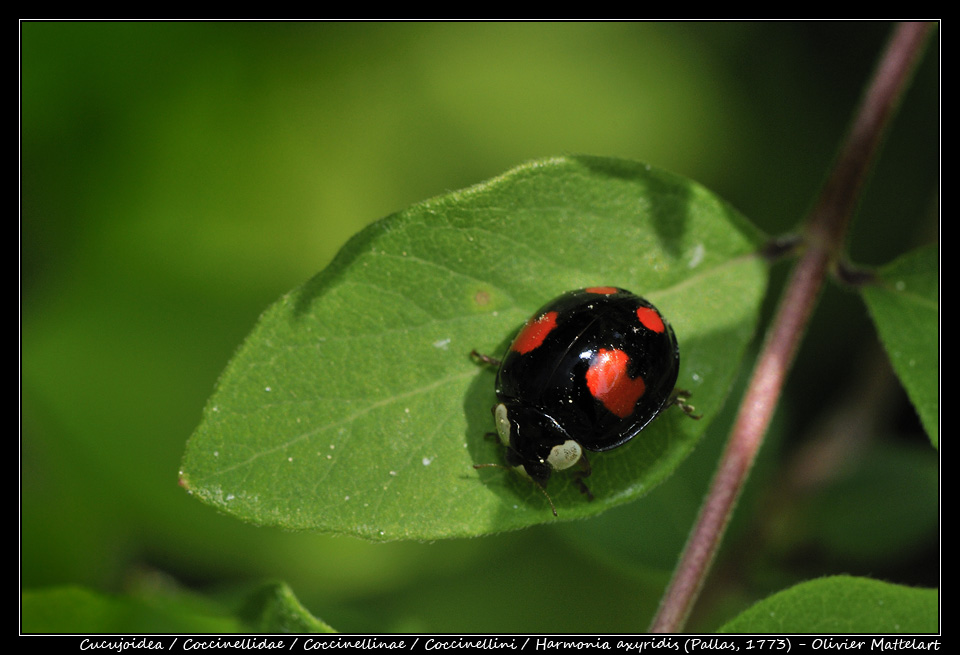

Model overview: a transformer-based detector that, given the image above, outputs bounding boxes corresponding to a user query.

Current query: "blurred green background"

[21,22,938,632]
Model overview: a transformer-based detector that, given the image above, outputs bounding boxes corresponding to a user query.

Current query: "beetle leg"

[470,350,502,368]
[670,389,702,420]
[572,452,594,500]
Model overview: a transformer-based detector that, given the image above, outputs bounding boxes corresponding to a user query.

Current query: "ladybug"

[473,286,695,513]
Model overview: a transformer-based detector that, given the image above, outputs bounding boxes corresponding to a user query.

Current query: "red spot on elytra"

[585,286,619,295]
[511,311,558,354]
[585,348,646,418]
[636,306,665,333]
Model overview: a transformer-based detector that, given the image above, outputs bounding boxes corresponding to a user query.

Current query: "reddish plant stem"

[649,22,933,634]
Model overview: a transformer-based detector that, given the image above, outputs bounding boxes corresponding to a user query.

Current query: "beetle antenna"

[473,463,558,517]
[536,481,559,517]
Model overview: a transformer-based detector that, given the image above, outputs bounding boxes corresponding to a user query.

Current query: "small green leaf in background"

[231,582,337,633]
[22,586,243,634]
[21,582,335,634]
[861,244,939,447]
[179,155,767,540]
[718,576,938,633]
[801,441,938,565]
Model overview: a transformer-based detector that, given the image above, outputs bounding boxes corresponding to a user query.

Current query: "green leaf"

[718,576,938,633]
[861,245,939,446]
[21,582,335,633]
[801,442,938,565]
[21,586,243,633]
[231,582,337,633]
[179,155,767,540]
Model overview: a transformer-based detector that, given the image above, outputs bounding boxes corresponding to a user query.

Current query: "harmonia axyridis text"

[473,286,696,514]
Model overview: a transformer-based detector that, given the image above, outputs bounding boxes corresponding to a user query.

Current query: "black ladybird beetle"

[473,286,695,513]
